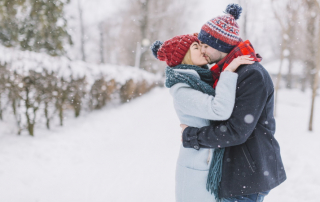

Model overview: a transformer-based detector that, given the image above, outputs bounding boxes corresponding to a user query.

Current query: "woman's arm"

[170,71,238,121]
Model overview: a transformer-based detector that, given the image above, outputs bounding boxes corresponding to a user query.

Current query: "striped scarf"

[210,40,262,88]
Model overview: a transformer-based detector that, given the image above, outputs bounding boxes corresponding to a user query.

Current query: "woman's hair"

[181,49,193,65]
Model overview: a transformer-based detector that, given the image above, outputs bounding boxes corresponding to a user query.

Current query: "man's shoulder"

[237,62,265,74]
[236,62,270,82]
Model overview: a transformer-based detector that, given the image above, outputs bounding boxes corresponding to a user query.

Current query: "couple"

[150,4,286,202]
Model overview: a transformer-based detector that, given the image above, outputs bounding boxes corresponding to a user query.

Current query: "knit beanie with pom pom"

[150,34,199,67]
[198,3,243,53]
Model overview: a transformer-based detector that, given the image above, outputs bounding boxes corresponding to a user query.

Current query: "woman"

[151,34,253,202]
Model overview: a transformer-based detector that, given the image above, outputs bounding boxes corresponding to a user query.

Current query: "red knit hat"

[150,34,199,67]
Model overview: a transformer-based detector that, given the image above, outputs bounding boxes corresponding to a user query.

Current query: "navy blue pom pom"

[225,4,242,20]
[150,40,163,59]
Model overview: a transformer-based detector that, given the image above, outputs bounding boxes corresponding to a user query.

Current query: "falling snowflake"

[220,125,227,132]
[244,114,254,124]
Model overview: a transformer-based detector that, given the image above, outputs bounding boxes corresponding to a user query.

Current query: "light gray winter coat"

[169,69,238,202]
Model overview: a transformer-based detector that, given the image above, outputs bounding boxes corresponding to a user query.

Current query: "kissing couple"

[150,3,286,202]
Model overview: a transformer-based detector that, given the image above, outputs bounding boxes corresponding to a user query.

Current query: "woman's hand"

[180,124,188,142]
[224,55,254,72]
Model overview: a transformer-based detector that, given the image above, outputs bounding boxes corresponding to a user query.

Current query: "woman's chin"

[192,61,208,66]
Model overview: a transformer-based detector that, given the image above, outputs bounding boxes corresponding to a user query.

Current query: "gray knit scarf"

[165,64,225,201]
[165,64,215,95]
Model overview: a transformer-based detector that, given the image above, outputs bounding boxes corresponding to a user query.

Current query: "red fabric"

[210,40,262,88]
[157,34,199,67]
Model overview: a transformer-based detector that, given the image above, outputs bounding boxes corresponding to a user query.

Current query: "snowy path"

[0,87,319,202]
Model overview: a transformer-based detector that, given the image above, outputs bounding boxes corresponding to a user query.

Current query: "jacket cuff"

[182,127,200,150]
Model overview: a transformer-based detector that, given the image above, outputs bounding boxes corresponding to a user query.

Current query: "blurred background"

[0,0,319,201]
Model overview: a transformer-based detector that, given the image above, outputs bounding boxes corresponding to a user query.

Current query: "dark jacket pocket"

[241,144,256,172]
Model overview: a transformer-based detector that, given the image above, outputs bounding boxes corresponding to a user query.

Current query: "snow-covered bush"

[0,46,162,136]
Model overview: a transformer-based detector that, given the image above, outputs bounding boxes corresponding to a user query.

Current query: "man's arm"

[182,69,268,150]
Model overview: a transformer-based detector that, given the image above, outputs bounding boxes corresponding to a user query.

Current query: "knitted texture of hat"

[157,35,199,67]
[198,3,242,53]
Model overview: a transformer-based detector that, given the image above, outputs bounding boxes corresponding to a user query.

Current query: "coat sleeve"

[182,69,268,150]
[169,71,238,121]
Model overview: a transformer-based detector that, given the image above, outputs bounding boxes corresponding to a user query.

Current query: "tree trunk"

[78,0,86,62]
[139,0,150,70]
[12,97,16,115]
[59,105,64,126]
[301,63,309,92]
[287,55,293,89]
[74,94,81,118]
[0,93,2,120]
[28,123,34,136]
[271,0,289,117]
[99,22,105,64]
[308,17,320,131]
[44,101,50,130]
[309,66,319,131]
[305,0,317,89]
[239,0,248,40]
[274,39,285,117]
[25,87,34,136]
[134,42,141,68]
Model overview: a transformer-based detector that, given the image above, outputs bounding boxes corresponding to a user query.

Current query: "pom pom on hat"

[225,3,242,20]
[150,40,163,59]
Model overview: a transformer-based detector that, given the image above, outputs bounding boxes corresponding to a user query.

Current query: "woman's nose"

[200,46,205,54]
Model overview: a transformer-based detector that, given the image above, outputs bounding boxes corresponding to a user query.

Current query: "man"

[180,4,286,202]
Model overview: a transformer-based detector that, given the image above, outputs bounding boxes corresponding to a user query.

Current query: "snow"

[0,87,319,202]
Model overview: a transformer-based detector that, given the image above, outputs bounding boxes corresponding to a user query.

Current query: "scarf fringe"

[206,148,225,202]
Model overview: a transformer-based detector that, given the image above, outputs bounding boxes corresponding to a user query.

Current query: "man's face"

[200,42,223,64]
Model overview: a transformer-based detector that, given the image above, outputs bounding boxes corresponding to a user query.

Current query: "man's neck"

[220,52,228,61]
[213,52,228,64]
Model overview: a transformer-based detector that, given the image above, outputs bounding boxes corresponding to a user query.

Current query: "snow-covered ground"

[0,87,319,202]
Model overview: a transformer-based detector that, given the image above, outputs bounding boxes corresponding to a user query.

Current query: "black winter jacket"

[182,62,286,198]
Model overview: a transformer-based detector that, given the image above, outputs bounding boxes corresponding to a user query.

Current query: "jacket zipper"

[242,147,255,173]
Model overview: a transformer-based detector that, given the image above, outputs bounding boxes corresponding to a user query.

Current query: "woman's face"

[190,42,208,66]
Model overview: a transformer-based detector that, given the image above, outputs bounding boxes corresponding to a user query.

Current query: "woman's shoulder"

[169,82,190,97]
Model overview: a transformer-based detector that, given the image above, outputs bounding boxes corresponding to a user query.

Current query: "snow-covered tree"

[0,0,72,56]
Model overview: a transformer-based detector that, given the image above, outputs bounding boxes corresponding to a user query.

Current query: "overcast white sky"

[185,0,236,33]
